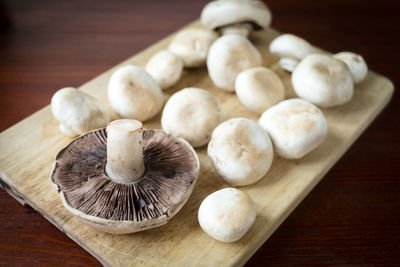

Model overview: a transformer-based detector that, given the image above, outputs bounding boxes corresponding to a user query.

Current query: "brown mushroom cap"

[51,128,199,234]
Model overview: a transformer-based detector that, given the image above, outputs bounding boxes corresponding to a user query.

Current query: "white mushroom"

[108,65,164,121]
[270,34,317,61]
[145,50,183,89]
[333,52,368,84]
[200,0,271,37]
[207,34,262,92]
[235,67,285,114]
[292,54,354,108]
[208,118,273,186]
[198,187,256,242]
[279,57,299,73]
[168,28,218,68]
[161,87,222,147]
[51,87,110,137]
[259,98,328,159]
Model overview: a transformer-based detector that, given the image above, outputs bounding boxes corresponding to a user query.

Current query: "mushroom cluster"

[49,0,369,241]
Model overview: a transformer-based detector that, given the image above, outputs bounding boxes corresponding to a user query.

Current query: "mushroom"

[207,34,262,92]
[108,65,164,121]
[168,28,218,68]
[235,67,285,114]
[161,87,222,147]
[51,87,110,137]
[208,118,273,186]
[51,119,200,234]
[269,34,320,72]
[200,0,271,37]
[292,54,354,107]
[259,98,328,159]
[333,52,368,84]
[198,187,256,242]
[145,50,184,89]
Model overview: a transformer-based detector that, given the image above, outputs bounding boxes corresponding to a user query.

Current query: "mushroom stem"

[220,24,252,37]
[106,119,145,184]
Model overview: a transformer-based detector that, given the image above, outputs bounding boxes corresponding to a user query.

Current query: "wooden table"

[0,0,399,265]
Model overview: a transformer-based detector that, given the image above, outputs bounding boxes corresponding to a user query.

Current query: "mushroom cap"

[168,28,218,68]
[161,87,222,147]
[51,128,200,234]
[292,54,354,108]
[198,187,256,242]
[208,118,273,186]
[145,50,184,89]
[333,52,368,84]
[259,98,328,159]
[200,0,271,32]
[51,87,110,137]
[269,34,316,61]
[108,65,164,121]
[207,34,262,91]
[235,67,285,114]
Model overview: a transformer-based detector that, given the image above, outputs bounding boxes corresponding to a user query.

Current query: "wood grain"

[1,0,400,266]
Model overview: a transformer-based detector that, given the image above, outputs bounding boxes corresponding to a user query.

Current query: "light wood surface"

[0,20,394,266]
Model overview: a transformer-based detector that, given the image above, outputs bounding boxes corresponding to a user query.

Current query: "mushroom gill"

[51,129,199,221]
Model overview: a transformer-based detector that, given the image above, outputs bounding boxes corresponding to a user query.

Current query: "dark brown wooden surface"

[0,0,399,266]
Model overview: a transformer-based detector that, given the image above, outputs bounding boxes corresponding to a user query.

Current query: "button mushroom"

[269,34,319,72]
[161,87,222,147]
[207,34,262,92]
[51,87,110,137]
[145,50,184,89]
[201,0,271,37]
[292,54,354,108]
[198,187,256,242]
[168,28,218,68]
[259,99,328,159]
[235,67,285,114]
[333,52,368,84]
[208,118,273,186]
[108,65,164,121]
[51,119,200,234]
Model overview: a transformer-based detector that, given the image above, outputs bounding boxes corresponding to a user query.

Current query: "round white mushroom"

[198,187,256,242]
[235,67,285,114]
[161,87,222,147]
[269,34,317,61]
[333,52,368,84]
[145,50,183,89]
[168,28,218,68]
[208,118,273,186]
[51,87,110,137]
[259,99,328,159]
[207,34,262,92]
[292,54,354,108]
[200,0,271,37]
[108,65,164,121]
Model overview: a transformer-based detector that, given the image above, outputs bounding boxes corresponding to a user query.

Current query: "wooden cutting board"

[0,20,394,266]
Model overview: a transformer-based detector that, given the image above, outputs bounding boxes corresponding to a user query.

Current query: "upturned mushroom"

[208,118,273,186]
[51,87,110,137]
[168,28,218,68]
[201,0,271,37]
[51,119,200,234]
[259,98,328,159]
[207,34,262,92]
[269,34,319,72]
[333,52,368,84]
[198,187,256,242]
[145,50,184,89]
[292,54,354,107]
[108,65,164,121]
[161,87,222,147]
[235,67,285,114]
